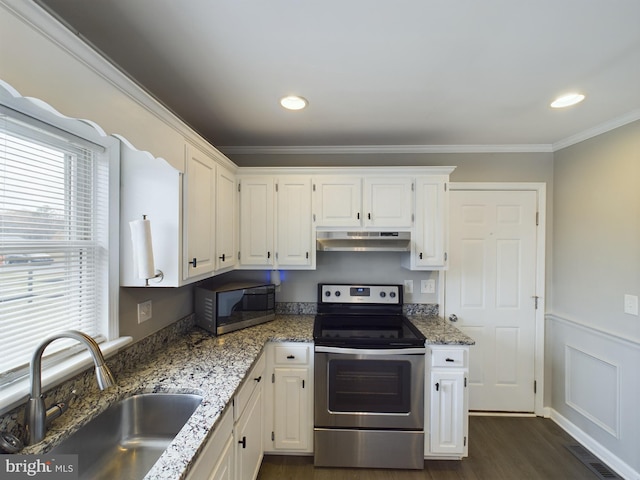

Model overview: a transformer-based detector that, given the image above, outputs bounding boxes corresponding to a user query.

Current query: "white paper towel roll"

[130,218,155,280]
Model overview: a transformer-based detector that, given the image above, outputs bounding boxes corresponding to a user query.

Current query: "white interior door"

[445,189,538,412]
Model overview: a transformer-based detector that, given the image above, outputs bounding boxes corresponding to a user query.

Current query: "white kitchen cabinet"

[313,176,362,227]
[238,176,314,269]
[264,343,313,454]
[186,407,234,480]
[235,384,263,480]
[403,175,449,270]
[426,346,469,458]
[233,352,265,480]
[120,140,235,286]
[184,144,217,279]
[216,163,237,271]
[276,177,314,268]
[313,176,413,229]
[238,177,275,268]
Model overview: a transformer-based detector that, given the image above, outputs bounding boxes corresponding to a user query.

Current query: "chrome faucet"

[24,330,116,445]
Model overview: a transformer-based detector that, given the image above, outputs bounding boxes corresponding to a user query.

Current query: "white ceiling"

[37,0,640,154]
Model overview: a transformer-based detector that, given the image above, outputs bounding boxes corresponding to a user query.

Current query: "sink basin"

[50,393,203,480]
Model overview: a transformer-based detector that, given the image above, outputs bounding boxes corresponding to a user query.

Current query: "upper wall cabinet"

[404,175,449,270]
[216,163,237,272]
[313,176,413,229]
[184,145,217,280]
[238,175,314,270]
[120,140,237,286]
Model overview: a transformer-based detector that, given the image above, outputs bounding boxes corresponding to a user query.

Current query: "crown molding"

[552,109,640,151]
[220,144,554,156]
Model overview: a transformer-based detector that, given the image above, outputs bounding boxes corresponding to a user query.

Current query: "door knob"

[449,314,458,322]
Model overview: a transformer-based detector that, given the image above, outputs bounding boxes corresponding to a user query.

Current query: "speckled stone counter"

[19,313,472,479]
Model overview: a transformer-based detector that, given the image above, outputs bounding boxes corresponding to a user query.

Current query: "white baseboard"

[550,408,639,480]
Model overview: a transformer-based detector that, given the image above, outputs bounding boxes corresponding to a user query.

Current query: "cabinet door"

[414,176,448,268]
[184,146,216,279]
[216,164,237,271]
[235,384,263,480]
[276,177,313,267]
[363,177,413,228]
[210,436,234,480]
[239,177,274,267]
[313,176,362,227]
[430,370,465,455]
[273,367,310,451]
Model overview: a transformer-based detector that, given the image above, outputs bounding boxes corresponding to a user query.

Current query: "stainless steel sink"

[50,393,203,480]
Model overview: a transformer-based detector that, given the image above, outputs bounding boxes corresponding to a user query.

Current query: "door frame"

[444,182,546,417]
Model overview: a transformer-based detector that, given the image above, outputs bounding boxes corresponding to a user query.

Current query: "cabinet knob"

[445,358,455,362]
[218,253,225,261]
[435,382,440,392]
[357,212,360,220]
[238,436,246,448]
[189,258,197,268]
[419,253,423,259]
[287,355,295,359]
[368,213,371,220]
[254,376,262,383]
[267,251,271,259]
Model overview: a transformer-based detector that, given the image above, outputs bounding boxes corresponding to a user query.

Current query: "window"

[0,104,115,387]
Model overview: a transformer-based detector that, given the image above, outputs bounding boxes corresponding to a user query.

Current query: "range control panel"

[319,284,402,305]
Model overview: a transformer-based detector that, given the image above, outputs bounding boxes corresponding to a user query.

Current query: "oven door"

[314,346,425,430]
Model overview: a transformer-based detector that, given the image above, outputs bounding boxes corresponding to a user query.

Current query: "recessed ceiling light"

[280,95,308,111]
[550,93,585,108]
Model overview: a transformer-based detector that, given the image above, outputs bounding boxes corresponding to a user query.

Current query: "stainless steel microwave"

[195,282,275,335]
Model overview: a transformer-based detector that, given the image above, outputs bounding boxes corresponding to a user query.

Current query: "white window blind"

[0,106,109,385]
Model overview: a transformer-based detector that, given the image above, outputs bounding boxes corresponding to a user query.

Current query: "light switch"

[624,294,638,316]
[404,280,413,294]
[421,279,436,294]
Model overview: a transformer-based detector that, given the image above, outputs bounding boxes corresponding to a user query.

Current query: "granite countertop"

[23,314,473,479]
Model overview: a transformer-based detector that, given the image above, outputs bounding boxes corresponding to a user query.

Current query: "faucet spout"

[24,330,115,445]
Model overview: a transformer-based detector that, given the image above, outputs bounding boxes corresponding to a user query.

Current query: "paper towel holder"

[141,215,164,286]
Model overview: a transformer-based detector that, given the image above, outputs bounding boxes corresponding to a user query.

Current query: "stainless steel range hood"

[316,231,411,252]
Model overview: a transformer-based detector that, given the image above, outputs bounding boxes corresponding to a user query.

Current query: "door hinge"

[313,213,316,222]
[464,436,467,447]
[534,380,537,394]
[411,182,415,192]
[275,183,279,192]
[444,252,448,262]
[238,182,241,192]
[411,213,415,223]
[536,211,539,226]
[272,373,275,383]
[238,251,241,260]
[271,431,275,441]
[313,183,316,192]
[444,183,447,192]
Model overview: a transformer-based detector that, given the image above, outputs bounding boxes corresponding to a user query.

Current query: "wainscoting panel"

[547,314,640,480]
[565,345,619,437]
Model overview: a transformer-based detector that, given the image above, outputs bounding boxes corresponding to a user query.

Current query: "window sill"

[0,336,132,416]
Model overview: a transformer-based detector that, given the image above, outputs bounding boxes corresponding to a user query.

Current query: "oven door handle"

[314,346,426,355]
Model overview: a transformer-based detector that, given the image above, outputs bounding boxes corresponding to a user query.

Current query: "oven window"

[328,359,411,413]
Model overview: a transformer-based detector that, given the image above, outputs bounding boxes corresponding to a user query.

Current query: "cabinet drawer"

[431,348,466,368]
[234,352,266,422]
[274,344,309,365]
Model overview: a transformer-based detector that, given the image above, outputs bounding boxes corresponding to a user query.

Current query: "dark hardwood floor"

[257,416,600,480]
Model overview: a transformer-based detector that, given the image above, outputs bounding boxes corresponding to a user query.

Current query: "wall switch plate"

[138,300,153,323]
[624,294,638,316]
[421,279,436,294]
[404,280,413,294]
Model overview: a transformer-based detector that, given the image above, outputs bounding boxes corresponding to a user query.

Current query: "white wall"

[549,120,640,478]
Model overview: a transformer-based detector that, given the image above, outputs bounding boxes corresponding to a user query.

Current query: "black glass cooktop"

[313,314,425,348]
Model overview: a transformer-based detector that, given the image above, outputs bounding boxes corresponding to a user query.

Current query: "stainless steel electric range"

[313,283,426,470]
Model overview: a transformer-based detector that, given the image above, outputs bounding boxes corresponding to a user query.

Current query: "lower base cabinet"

[186,407,234,480]
[235,385,263,480]
[263,342,314,454]
[425,345,469,459]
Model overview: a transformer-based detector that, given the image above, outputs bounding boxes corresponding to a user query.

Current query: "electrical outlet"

[421,279,436,294]
[404,280,413,294]
[624,294,638,316]
[137,300,153,323]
